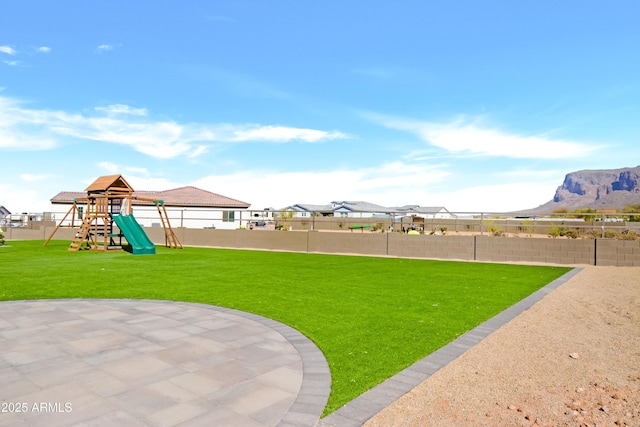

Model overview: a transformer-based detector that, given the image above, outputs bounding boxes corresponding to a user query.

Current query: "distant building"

[51,182,251,229]
[394,205,456,219]
[0,206,10,227]
[283,201,454,219]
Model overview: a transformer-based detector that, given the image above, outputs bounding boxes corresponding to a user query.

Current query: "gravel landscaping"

[366,266,640,427]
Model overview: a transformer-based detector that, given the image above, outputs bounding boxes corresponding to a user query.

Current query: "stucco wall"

[8,225,640,266]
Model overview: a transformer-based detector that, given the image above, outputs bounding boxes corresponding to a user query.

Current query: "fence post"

[473,235,477,260]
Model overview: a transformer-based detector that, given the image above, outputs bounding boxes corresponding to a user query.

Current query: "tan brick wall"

[307,232,388,256]
[596,239,640,266]
[6,227,50,240]
[13,225,640,266]
[475,236,595,265]
[388,234,475,260]
[235,230,308,252]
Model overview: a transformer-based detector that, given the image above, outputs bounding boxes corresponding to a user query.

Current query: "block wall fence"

[8,222,640,266]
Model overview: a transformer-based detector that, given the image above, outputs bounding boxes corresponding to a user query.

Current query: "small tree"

[548,226,563,238]
[518,220,535,237]
[278,210,294,231]
[484,221,504,236]
[621,204,640,222]
[0,227,4,245]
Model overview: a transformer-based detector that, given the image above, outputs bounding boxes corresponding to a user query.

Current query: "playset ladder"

[156,202,182,249]
[68,217,94,251]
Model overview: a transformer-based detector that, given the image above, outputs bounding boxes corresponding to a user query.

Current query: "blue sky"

[2,1,639,214]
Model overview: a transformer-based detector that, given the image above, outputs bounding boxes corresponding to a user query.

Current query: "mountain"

[526,165,640,213]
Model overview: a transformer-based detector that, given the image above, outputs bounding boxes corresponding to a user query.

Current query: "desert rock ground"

[365,266,640,427]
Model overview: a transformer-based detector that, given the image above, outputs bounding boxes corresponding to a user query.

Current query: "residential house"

[284,204,335,217]
[394,205,456,219]
[51,184,251,230]
[283,201,452,219]
[330,201,394,218]
[0,206,10,228]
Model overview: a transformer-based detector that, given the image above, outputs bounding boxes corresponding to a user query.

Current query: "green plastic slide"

[112,214,156,255]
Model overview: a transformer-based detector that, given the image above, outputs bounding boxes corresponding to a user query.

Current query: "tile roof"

[331,201,393,213]
[50,186,250,208]
[289,204,334,213]
[135,186,250,208]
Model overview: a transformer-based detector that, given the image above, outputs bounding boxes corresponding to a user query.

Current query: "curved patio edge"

[182,302,332,427]
[0,298,331,427]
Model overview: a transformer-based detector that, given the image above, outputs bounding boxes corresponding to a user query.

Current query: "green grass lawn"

[0,240,571,414]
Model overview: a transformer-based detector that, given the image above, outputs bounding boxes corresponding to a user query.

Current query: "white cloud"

[20,173,54,183]
[37,46,51,53]
[0,182,55,213]
[0,45,17,55]
[194,161,451,210]
[230,125,346,143]
[429,181,558,212]
[97,44,114,52]
[3,60,20,66]
[95,104,148,116]
[0,96,347,158]
[192,162,562,212]
[372,115,597,159]
[124,175,183,192]
[0,97,63,149]
[97,162,149,176]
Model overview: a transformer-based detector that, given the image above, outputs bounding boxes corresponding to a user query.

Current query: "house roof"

[285,200,454,216]
[403,206,450,214]
[0,206,10,217]
[331,201,393,213]
[51,186,250,209]
[135,187,250,208]
[85,174,134,194]
[287,204,334,213]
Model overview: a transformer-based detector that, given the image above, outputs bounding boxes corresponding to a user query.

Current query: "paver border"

[0,299,331,427]
[179,302,332,427]
[318,267,583,427]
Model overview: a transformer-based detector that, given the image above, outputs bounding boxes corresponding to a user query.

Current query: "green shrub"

[604,230,619,239]
[620,204,640,222]
[548,226,563,238]
[619,229,639,240]
[488,225,504,236]
[518,220,535,236]
[584,230,600,239]
[548,227,578,239]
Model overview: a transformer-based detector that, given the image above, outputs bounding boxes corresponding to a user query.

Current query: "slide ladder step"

[68,217,93,251]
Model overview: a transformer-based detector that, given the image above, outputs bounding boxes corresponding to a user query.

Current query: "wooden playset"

[45,175,182,254]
